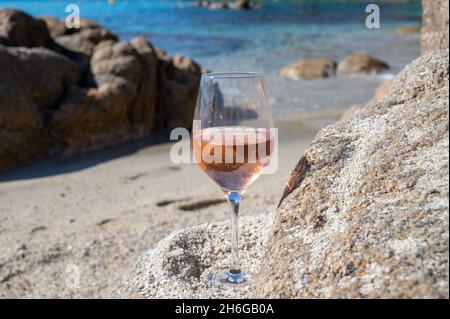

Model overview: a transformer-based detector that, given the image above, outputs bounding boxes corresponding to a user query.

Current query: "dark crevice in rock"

[0,269,25,284]
[279,156,311,206]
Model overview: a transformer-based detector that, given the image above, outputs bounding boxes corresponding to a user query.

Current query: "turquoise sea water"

[1,0,423,115]
[0,0,421,57]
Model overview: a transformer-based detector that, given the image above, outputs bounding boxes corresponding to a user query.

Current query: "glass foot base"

[208,271,249,286]
[224,271,248,283]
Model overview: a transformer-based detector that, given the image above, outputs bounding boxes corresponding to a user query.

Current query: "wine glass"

[192,72,275,284]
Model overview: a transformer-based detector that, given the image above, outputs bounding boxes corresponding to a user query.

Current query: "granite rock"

[421,0,449,54]
[50,38,158,154]
[280,59,337,80]
[338,52,390,75]
[0,9,53,48]
[53,18,119,55]
[0,9,201,172]
[256,50,449,298]
[340,79,393,120]
[0,45,80,171]
[40,16,66,37]
[157,54,202,130]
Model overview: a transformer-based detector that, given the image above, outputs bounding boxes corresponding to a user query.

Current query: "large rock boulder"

[421,0,449,54]
[280,58,337,80]
[88,41,143,88]
[40,16,66,37]
[0,9,201,172]
[129,37,159,136]
[340,79,393,120]
[2,46,81,111]
[256,50,449,298]
[51,38,158,154]
[52,18,119,55]
[0,86,48,172]
[50,82,133,153]
[0,9,53,48]
[338,52,390,75]
[371,79,393,102]
[0,45,79,171]
[157,55,201,130]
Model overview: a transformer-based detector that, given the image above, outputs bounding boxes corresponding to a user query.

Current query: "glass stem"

[227,191,241,274]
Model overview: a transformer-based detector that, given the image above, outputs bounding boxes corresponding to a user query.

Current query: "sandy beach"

[0,110,341,298]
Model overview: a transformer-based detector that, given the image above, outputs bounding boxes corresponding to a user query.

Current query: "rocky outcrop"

[338,52,390,75]
[0,45,80,171]
[40,16,66,37]
[371,79,393,102]
[157,55,202,130]
[51,39,158,154]
[257,50,449,298]
[0,9,53,48]
[53,18,119,55]
[280,53,389,80]
[340,79,393,120]
[1,46,80,111]
[280,59,337,80]
[421,0,449,54]
[0,9,201,172]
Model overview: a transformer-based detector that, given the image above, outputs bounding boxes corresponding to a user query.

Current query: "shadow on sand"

[0,131,172,183]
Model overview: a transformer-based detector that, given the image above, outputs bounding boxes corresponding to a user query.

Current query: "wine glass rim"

[202,71,263,79]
